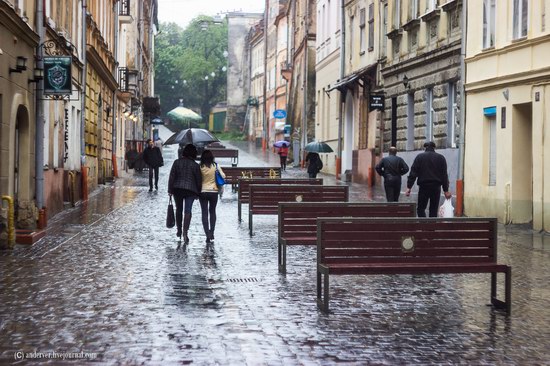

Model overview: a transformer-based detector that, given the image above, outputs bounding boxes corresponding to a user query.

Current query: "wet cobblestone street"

[1,127,550,365]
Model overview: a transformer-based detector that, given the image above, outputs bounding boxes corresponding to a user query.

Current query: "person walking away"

[375,146,409,202]
[305,152,323,178]
[143,138,164,191]
[168,144,202,243]
[405,141,452,217]
[199,150,226,244]
[278,145,289,171]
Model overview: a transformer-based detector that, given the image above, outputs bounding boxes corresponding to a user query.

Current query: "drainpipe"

[262,0,269,151]
[80,0,88,200]
[336,0,346,179]
[301,0,310,166]
[112,1,119,178]
[456,0,467,216]
[35,0,45,214]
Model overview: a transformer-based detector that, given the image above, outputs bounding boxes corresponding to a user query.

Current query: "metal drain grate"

[225,278,259,283]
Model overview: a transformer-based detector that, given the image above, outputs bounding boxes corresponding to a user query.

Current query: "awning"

[326,63,377,93]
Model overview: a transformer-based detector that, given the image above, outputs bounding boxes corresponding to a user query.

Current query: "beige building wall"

[464,0,550,231]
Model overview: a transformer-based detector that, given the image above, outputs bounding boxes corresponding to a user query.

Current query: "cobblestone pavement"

[1,126,550,365]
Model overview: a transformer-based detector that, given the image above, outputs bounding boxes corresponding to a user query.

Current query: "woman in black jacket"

[168,144,202,243]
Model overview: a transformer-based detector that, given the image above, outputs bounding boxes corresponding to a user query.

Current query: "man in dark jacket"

[375,146,409,202]
[142,138,164,192]
[405,141,452,217]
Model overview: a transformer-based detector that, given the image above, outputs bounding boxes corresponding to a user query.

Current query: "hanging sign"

[369,94,385,111]
[273,109,287,119]
[44,56,72,96]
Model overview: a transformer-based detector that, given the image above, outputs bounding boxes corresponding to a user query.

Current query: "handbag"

[166,195,175,228]
[215,163,225,187]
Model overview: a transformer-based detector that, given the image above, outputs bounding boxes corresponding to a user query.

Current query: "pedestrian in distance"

[305,152,323,178]
[168,144,202,243]
[277,145,289,171]
[199,150,226,244]
[405,141,452,217]
[142,138,164,192]
[375,146,409,202]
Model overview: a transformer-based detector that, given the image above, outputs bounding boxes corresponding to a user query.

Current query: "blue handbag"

[215,164,225,187]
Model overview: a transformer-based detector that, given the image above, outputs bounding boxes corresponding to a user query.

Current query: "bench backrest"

[317,217,498,265]
[239,178,322,203]
[210,148,239,158]
[222,167,281,184]
[279,202,416,244]
[249,185,349,215]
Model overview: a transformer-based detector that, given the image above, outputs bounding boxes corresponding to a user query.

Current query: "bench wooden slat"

[277,202,416,273]
[249,185,349,236]
[316,217,511,315]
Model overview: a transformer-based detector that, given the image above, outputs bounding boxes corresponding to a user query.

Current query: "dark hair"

[146,138,152,143]
[389,146,398,155]
[424,141,436,149]
[180,144,198,159]
[200,149,215,167]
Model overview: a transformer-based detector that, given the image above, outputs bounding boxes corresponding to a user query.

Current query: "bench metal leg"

[316,271,329,313]
[278,240,286,274]
[238,202,242,222]
[249,212,253,236]
[490,268,512,315]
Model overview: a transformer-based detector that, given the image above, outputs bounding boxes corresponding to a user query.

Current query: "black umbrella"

[164,128,219,146]
[304,141,334,153]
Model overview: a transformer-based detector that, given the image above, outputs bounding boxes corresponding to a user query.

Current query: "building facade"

[464,0,550,231]
[246,20,265,142]
[380,0,462,192]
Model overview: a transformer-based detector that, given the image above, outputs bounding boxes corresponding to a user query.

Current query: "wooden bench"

[316,217,512,314]
[210,148,239,166]
[238,178,323,221]
[248,184,349,236]
[221,166,281,191]
[277,202,416,273]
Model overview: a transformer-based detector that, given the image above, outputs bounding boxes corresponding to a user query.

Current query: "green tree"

[155,17,228,127]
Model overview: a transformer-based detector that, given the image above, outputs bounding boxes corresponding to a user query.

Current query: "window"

[426,0,437,12]
[410,0,419,20]
[543,0,546,32]
[382,3,388,56]
[349,15,354,57]
[391,97,398,147]
[407,93,415,151]
[483,0,496,48]
[368,3,375,50]
[393,0,401,29]
[426,88,434,141]
[488,115,497,185]
[447,83,457,148]
[513,0,528,39]
[360,8,366,53]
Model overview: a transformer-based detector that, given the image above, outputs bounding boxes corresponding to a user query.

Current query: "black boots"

[183,213,192,244]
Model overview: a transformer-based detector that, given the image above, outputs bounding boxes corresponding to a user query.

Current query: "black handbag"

[166,195,175,228]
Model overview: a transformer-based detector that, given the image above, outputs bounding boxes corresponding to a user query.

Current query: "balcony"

[119,0,133,24]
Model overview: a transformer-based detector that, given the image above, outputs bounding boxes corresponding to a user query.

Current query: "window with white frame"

[349,15,354,57]
[426,0,437,12]
[447,82,457,148]
[360,8,366,53]
[513,0,528,39]
[483,0,496,48]
[410,0,419,20]
[426,88,434,141]
[382,3,388,56]
[368,3,374,50]
[393,0,401,29]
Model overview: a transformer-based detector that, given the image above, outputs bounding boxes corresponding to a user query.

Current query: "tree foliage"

[154,17,228,125]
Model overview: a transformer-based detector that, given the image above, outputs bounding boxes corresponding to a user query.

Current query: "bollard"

[68,171,76,206]
[1,196,15,249]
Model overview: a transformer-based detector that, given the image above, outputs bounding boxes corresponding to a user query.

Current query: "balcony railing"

[120,0,130,16]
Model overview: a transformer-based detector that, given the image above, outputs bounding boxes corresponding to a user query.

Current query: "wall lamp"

[9,56,27,74]
[402,74,410,89]
[28,67,44,83]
